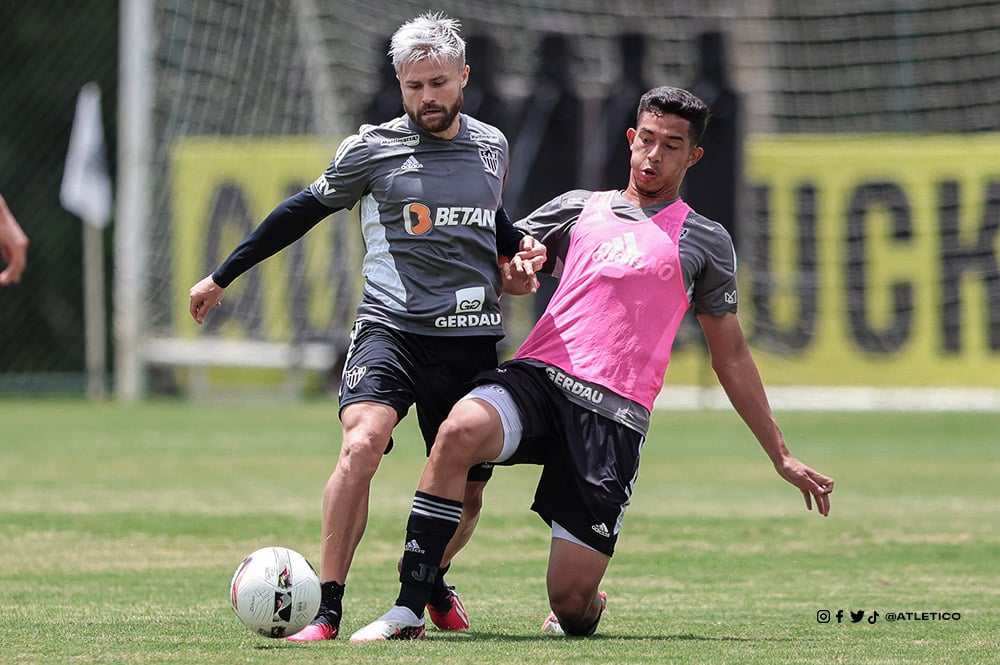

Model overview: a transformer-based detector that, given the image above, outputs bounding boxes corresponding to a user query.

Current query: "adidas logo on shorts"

[591,523,610,538]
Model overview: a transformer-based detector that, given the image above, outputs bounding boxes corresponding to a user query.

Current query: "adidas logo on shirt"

[399,155,423,173]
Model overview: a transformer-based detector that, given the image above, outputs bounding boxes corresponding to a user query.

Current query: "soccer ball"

[229,546,321,638]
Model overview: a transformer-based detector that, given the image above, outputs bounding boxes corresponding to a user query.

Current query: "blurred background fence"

[2,0,1000,404]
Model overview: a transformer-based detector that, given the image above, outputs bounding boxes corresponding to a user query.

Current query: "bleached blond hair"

[389,12,466,73]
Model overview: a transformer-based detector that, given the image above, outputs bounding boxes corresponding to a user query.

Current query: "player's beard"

[408,91,463,134]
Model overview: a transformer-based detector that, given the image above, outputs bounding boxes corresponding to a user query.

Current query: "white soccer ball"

[230,546,321,638]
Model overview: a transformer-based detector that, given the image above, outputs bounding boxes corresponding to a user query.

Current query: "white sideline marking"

[656,386,1000,412]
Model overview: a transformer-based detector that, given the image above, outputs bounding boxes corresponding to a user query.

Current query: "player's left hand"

[774,456,834,517]
[501,236,546,296]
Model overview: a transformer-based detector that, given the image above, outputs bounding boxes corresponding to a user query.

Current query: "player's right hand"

[502,236,547,295]
[189,275,225,324]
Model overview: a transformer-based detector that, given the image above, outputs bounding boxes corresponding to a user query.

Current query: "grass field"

[0,398,997,664]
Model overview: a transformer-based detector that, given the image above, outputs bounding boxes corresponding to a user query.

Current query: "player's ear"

[626,127,637,145]
[460,64,470,88]
[687,145,704,167]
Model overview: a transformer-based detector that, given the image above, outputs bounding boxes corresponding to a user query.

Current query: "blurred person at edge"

[0,194,28,285]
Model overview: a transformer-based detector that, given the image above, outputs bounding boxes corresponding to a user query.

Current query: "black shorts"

[339,320,500,481]
[475,362,645,556]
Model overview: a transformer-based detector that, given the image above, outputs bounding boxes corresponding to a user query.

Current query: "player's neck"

[429,115,463,141]
[430,121,461,140]
[622,185,679,209]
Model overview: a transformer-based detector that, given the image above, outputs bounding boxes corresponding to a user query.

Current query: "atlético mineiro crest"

[479,147,500,176]
[343,365,367,391]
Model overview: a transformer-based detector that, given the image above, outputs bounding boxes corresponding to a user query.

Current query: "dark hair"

[636,86,711,145]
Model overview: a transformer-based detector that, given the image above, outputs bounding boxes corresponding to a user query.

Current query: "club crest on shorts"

[343,365,367,391]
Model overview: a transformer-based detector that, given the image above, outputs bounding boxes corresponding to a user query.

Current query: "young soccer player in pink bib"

[352,86,834,642]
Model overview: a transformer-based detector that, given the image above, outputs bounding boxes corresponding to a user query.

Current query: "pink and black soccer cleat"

[427,586,470,631]
[286,618,338,642]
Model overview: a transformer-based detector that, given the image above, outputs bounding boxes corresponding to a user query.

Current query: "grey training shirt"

[513,189,739,316]
[309,114,510,336]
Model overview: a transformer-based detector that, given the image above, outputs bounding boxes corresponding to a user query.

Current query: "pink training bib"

[516,190,691,410]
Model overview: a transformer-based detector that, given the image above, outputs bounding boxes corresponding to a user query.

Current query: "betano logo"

[403,203,433,235]
[403,204,496,235]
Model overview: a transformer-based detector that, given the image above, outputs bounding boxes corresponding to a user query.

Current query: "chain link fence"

[0,2,118,392]
[4,1,1000,398]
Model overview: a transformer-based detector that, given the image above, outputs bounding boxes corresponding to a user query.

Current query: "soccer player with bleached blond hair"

[189,11,544,641]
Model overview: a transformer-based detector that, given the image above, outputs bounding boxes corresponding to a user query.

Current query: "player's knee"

[435,417,491,466]
[337,430,388,477]
[548,587,585,617]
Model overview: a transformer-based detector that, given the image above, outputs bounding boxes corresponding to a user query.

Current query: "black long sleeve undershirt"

[211,189,333,288]
[211,189,523,288]
[494,204,525,259]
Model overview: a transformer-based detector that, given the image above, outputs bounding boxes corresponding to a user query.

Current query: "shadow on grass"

[260,632,811,647]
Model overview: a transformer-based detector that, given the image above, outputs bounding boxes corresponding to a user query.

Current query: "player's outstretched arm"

[698,311,834,516]
[188,190,334,325]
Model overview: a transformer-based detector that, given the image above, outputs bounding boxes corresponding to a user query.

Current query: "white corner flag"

[62,82,113,399]
[61,82,113,228]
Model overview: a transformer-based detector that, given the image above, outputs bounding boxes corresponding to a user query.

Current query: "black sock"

[427,564,452,610]
[315,581,344,627]
[395,491,462,617]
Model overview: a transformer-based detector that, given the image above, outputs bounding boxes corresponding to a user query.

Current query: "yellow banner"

[171,135,1000,386]
[171,137,362,344]
[669,134,1000,386]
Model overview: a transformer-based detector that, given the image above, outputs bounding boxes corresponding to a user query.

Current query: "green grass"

[0,399,997,664]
